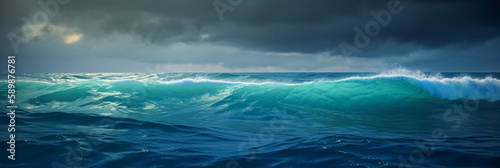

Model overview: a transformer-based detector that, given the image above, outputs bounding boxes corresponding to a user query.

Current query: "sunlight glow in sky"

[64,33,83,44]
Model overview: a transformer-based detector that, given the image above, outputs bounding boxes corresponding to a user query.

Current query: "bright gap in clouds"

[64,33,83,44]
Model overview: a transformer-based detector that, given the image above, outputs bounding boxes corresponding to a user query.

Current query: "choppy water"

[1,70,500,167]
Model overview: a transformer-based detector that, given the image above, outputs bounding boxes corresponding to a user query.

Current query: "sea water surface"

[1,70,500,167]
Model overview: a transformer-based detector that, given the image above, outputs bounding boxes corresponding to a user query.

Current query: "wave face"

[2,71,500,167]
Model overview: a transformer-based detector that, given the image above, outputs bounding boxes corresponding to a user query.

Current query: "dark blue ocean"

[1,70,500,167]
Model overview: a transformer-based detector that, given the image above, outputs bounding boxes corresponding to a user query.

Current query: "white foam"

[340,68,500,101]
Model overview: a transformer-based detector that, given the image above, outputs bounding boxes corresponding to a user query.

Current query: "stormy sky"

[1,0,499,73]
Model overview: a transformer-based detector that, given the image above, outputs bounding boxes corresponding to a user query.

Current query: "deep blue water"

[1,70,500,167]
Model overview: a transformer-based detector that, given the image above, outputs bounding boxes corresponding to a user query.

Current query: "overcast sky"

[1,0,499,73]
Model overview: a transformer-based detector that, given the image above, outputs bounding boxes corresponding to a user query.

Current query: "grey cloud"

[4,0,500,55]
[1,0,499,72]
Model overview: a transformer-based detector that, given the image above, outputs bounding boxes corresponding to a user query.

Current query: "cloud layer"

[1,0,499,72]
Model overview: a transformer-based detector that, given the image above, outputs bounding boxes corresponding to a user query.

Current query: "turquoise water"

[1,71,500,167]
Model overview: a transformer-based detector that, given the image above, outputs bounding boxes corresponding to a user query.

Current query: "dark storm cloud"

[3,0,500,55]
[89,1,500,53]
[382,0,500,47]
[215,0,500,56]
[1,0,499,72]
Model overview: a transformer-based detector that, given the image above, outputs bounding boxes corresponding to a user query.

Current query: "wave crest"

[6,71,500,116]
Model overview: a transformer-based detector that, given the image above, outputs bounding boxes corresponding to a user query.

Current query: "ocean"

[1,70,500,167]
